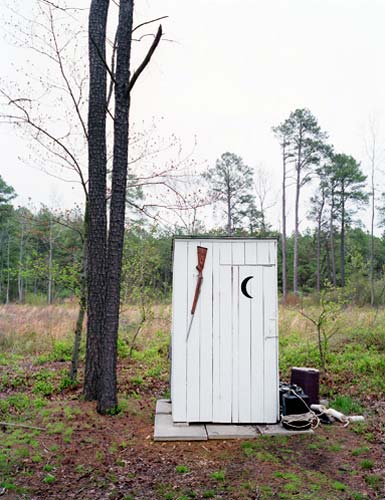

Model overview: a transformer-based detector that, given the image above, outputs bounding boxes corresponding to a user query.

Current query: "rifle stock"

[190,246,207,315]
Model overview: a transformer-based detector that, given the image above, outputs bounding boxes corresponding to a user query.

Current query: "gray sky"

[1,0,385,230]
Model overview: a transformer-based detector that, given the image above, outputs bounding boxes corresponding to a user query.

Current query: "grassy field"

[0,302,384,499]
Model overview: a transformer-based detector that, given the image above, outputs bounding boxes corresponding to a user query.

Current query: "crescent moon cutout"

[241,276,253,299]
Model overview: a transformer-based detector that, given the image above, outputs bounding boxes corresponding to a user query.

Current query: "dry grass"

[0,302,171,356]
[0,301,383,356]
[279,304,385,339]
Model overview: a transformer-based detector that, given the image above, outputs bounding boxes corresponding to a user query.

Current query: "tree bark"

[316,194,325,293]
[226,172,231,235]
[329,191,337,288]
[293,161,301,294]
[47,218,53,305]
[97,0,134,414]
[6,229,10,304]
[70,284,86,382]
[293,128,303,295]
[281,146,287,303]
[340,183,345,288]
[370,158,375,306]
[84,0,110,401]
[70,204,88,382]
[0,232,4,297]
[18,220,25,303]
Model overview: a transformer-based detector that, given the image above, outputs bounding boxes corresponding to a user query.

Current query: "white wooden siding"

[171,239,279,423]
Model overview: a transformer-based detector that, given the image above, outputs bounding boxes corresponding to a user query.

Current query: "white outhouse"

[171,237,279,424]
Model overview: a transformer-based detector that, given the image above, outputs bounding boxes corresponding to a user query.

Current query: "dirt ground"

[1,358,384,500]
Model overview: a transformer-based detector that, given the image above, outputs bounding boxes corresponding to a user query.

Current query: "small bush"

[33,381,54,396]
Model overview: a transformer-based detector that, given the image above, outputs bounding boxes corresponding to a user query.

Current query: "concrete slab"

[155,399,172,415]
[257,424,314,436]
[206,424,259,440]
[154,414,208,441]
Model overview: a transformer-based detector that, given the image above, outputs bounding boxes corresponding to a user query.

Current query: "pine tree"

[204,152,260,235]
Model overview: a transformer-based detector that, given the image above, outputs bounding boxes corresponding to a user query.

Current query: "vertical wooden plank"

[171,241,188,422]
[263,264,279,423]
[231,242,243,422]
[231,241,245,265]
[199,241,213,421]
[270,240,277,265]
[186,241,201,421]
[238,265,252,422]
[257,241,270,264]
[218,243,232,422]
[245,241,257,265]
[212,242,221,421]
[250,265,265,422]
[231,265,239,422]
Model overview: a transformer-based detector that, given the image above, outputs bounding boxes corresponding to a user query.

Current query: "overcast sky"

[1,0,385,231]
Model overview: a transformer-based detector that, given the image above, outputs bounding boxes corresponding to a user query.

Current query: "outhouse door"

[171,239,279,424]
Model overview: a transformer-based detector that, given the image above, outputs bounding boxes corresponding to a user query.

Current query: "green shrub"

[33,381,54,396]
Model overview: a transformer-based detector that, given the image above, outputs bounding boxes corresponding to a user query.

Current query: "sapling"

[297,283,345,372]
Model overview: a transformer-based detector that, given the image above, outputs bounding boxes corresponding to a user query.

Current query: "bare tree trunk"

[84,0,110,401]
[325,239,331,283]
[340,184,345,288]
[316,198,325,293]
[0,232,4,297]
[70,282,86,382]
[226,176,231,235]
[70,205,88,382]
[18,220,25,303]
[293,164,301,295]
[6,230,10,304]
[370,149,375,306]
[97,0,134,414]
[281,148,287,303]
[329,192,337,288]
[47,218,53,305]
[293,131,302,295]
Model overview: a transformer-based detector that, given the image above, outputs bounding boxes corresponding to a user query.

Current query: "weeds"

[175,465,189,474]
[210,470,225,481]
[42,474,55,484]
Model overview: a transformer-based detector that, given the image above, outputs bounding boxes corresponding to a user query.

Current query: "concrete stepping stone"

[155,399,172,414]
[154,414,207,441]
[206,424,259,439]
[257,424,314,435]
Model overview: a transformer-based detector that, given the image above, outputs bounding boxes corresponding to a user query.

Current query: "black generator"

[279,383,310,416]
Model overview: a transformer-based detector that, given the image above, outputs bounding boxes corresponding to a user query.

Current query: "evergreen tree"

[273,109,329,294]
[203,152,260,235]
[330,154,368,287]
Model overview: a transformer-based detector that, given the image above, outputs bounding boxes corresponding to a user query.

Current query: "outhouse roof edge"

[172,236,279,241]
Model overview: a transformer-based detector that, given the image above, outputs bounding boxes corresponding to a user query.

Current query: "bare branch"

[47,8,88,141]
[132,16,168,34]
[129,25,162,93]
[0,89,88,197]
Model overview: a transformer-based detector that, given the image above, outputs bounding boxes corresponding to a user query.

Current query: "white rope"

[281,389,321,429]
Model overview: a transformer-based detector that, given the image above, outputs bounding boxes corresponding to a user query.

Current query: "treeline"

[1,196,385,306]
